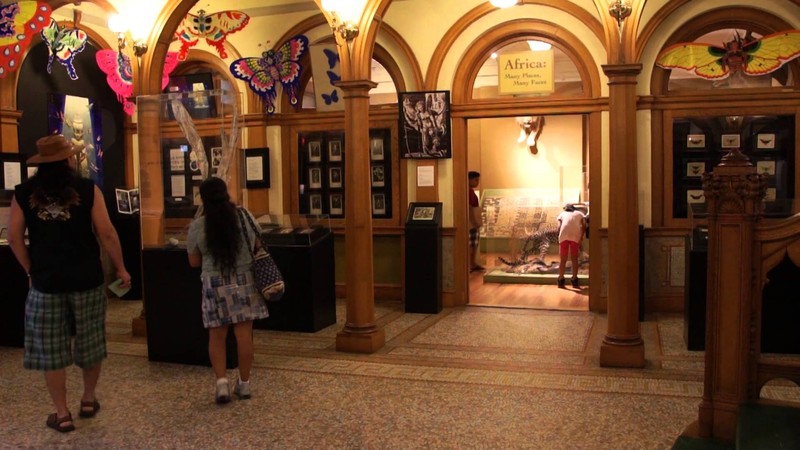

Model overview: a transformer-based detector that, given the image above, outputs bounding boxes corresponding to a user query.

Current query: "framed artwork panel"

[687,189,706,204]
[370,137,384,161]
[372,193,386,215]
[757,133,776,149]
[329,193,343,215]
[329,167,342,188]
[328,140,342,161]
[721,134,740,148]
[308,141,322,162]
[309,194,322,215]
[686,134,705,148]
[244,147,270,188]
[371,165,385,187]
[309,167,322,189]
[686,161,705,178]
[398,90,451,159]
[756,160,776,176]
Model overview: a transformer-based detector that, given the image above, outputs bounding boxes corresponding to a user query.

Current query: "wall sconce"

[321,0,366,45]
[608,0,631,41]
[490,0,519,8]
[517,116,545,155]
[108,12,150,57]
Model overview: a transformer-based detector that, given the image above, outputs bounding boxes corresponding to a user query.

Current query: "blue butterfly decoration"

[230,35,308,114]
[326,70,340,84]
[321,89,338,105]
[323,48,339,69]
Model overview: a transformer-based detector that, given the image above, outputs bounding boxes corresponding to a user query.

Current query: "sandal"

[78,399,100,418]
[46,412,75,433]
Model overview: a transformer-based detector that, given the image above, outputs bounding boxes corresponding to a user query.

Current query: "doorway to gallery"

[466,114,589,312]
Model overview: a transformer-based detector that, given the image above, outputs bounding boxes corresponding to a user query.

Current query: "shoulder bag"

[237,208,285,302]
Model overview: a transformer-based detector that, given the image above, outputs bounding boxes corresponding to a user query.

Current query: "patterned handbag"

[237,209,285,302]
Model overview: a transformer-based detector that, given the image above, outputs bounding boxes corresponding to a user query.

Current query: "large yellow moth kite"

[656,30,800,80]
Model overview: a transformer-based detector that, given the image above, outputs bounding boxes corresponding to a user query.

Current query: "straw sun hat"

[27,134,80,165]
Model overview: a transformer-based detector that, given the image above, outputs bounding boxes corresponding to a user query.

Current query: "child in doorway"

[556,203,586,288]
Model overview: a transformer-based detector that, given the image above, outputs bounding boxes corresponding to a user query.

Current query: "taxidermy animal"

[0,1,52,78]
[498,222,561,267]
[41,17,88,80]
[656,30,800,80]
[230,35,308,114]
[96,50,179,115]
[175,9,249,61]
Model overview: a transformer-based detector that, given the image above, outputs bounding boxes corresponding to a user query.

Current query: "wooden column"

[599,64,645,368]
[697,150,765,442]
[335,80,385,353]
[0,109,21,152]
[136,96,165,247]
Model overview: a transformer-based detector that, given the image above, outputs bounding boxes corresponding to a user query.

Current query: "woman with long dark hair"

[186,177,268,403]
[8,134,131,433]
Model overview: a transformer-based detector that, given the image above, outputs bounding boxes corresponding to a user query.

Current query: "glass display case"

[136,89,241,247]
[256,213,331,246]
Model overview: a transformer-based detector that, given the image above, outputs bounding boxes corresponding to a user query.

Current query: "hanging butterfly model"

[656,30,800,80]
[41,17,88,80]
[175,9,249,61]
[230,35,308,114]
[96,49,179,115]
[0,1,52,78]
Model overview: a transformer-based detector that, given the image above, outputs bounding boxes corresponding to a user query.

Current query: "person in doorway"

[186,177,269,404]
[8,134,131,433]
[468,171,484,272]
[556,203,586,288]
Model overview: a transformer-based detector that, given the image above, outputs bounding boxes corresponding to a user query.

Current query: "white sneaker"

[215,378,231,404]
[234,378,251,400]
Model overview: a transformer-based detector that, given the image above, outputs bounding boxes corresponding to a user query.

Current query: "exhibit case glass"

[256,213,331,246]
[136,89,241,247]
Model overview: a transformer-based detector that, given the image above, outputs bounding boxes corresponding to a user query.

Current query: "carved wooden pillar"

[335,80,386,353]
[698,150,766,442]
[0,109,22,152]
[599,64,645,368]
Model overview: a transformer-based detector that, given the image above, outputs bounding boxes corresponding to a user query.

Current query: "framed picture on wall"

[309,167,322,189]
[308,141,322,162]
[372,193,386,215]
[329,193,343,215]
[721,134,740,148]
[329,167,342,188]
[370,137,384,161]
[757,133,776,149]
[371,165,385,187]
[686,161,705,177]
[309,194,322,215]
[244,147,270,188]
[398,90,451,159]
[756,160,776,176]
[686,134,705,148]
[687,189,706,204]
[328,140,342,161]
[765,187,777,202]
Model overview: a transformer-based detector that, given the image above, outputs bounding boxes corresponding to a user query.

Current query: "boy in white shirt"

[556,204,586,288]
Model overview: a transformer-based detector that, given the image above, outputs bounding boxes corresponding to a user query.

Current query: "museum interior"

[1,0,800,448]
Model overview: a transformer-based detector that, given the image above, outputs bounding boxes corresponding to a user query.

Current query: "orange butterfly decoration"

[656,30,800,80]
[175,9,249,61]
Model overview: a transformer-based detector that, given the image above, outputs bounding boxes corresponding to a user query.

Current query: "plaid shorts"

[24,285,107,371]
[469,228,480,248]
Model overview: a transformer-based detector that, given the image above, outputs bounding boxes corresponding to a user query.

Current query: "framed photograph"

[405,202,442,224]
[756,160,776,176]
[0,153,25,191]
[309,167,322,189]
[686,134,705,148]
[329,193,343,215]
[308,141,322,162]
[764,187,777,202]
[328,140,342,161]
[169,146,186,172]
[210,147,223,168]
[721,134,740,148]
[244,147,270,188]
[398,90,451,159]
[412,206,435,220]
[372,193,386,215]
[756,133,776,149]
[309,194,322,215]
[329,167,342,188]
[371,165,385,187]
[686,161,705,177]
[370,137,384,161]
[687,189,706,204]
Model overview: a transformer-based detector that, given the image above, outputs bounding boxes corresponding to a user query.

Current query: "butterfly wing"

[174,12,200,61]
[656,42,730,80]
[326,70,340,84]
[742,30,800,76]
[202,10,249,59]
[322,48,339,69]
[53,26,88,80]
[96,49,134,115]
[272,35,308,107]
[0,1,51,78]
[161,51,180,90]
[230,56,278,113]
[40,17,58,74]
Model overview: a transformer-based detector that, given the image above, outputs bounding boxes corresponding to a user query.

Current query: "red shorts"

[559,240,580,257]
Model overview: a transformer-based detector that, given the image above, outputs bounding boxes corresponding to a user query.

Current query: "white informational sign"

[246,156,263,181]
[3,162,21,190]
[416,165,434,187]
[170,175,186,198]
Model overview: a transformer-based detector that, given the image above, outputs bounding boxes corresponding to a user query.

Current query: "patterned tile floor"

[1,299,797,449]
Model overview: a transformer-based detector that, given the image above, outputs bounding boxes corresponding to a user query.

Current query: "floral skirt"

[200,270,269,328]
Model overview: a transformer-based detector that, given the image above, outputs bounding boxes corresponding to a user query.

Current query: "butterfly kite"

[41,17,88,80]
[175,9,249,61]
[96,49,179,116]
[0,1,51,78]
[230,35,308,114]
[656,30,800,80]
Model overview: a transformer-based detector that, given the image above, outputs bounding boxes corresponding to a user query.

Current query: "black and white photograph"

[115,188,140,214]
[328,140,342,161]
[371,165,385,187]
[309,194,322,215]
[370,137,384,161]
[398,90,451,159]
[372,193,386,215]
[211,147,223,168]
[721,134,740,148]
[309,141,322,162]
[687,189,705,204]
[330,193,343,215]
[329,167,342,188]
[686,134,705,148]
[756,160,776,175]
[686,161,705,177]
[309,167,322,189]
[412,206,435,220]
[757,133,775,149]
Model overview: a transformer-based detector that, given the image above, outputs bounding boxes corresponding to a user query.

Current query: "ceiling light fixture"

[322,0,366,45]
[527,40,552,52]
[490,0,519,8]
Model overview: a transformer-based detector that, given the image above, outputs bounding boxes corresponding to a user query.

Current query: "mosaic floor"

[1,299,797,449]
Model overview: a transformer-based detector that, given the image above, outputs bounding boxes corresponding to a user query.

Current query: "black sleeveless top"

[14,177,103,293]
